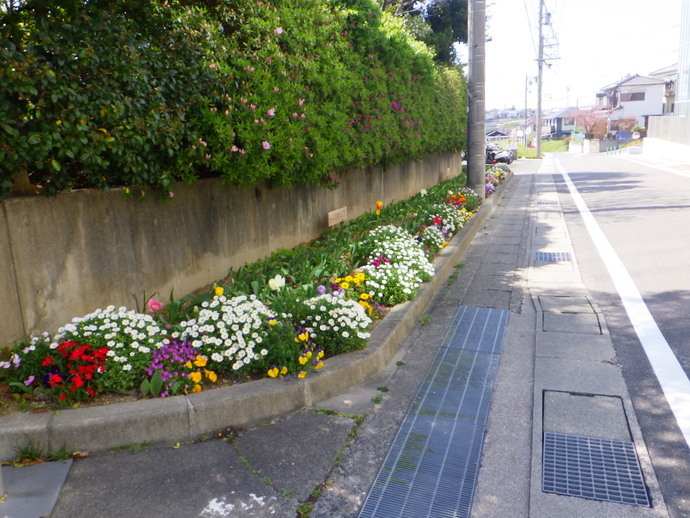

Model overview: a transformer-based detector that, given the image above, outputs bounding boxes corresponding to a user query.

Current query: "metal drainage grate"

[359,307,509,518]
[536,200,558,206]
[534,251,571,262]
[542,433,650,507]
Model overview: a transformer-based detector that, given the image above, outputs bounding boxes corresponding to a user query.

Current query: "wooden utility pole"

[467,0,486,198]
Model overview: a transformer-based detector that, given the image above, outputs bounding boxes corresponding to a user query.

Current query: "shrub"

[0,0,467,201]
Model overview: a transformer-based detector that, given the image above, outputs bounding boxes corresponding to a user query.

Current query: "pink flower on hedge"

[262,141,271,150]
[275,27,283,35]
[267,108,276,116]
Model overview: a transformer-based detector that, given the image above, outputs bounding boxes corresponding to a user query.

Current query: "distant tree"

[574,109,607,139]
[376,0,468,65]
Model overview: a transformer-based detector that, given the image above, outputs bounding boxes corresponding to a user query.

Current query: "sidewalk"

[1,158,672,517]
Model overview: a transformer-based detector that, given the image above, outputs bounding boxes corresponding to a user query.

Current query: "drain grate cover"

[542,433,650,507]
[536,200,558,205]
[534,251,571,262]
[359,307,509,518]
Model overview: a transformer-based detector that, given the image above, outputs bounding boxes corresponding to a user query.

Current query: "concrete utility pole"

[536,0,544,159]
[467,0,486,199]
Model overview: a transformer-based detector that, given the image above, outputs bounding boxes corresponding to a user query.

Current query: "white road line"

[552,156,690,449]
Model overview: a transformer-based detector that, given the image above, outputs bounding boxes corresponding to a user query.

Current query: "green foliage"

[140,371,164,398]
[0,0,467,201]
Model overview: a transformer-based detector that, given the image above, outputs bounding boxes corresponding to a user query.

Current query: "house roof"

[599,74,666,92]
[649,63,678,78]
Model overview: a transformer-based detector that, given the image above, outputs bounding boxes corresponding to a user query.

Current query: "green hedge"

[0,0,467,201]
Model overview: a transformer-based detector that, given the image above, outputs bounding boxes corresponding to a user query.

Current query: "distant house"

[595,74,666,131]
[649,63,677,115]
[543,107,578,139]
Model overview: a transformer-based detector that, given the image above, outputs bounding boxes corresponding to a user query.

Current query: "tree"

[574,109,607,139]
[376,0,468,65]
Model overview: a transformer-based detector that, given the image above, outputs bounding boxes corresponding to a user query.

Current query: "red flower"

[48,373,63,388]
[433,216,442,225]
[87,387,95,396]
[41,356,53,367]
[59,394,66,401]
[73,375,84,388]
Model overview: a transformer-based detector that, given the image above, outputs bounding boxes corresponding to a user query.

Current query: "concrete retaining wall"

[0,153,460,346]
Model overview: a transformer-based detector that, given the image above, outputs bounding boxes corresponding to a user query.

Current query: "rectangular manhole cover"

[542,432,650,507]
[536,200,558,205]
[534,251,572,262]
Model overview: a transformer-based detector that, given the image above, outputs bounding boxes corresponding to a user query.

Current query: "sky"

[478,0,683,111]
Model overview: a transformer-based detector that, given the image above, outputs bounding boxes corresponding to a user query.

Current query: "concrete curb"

[0,176,511,461]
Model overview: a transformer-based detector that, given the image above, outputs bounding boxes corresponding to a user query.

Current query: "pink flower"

[231,145,239,152]
[147,299,163,313]
[168,191,174,198]
[262,141,271,150]
[267,108,276,116]
[298,98,305,106]
[293,112,298,118]
[275,27,283,35]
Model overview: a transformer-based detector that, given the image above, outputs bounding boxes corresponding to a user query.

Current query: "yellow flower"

[314,361,324,369]
[190,371,202,383]
[317,350,324,359]
[267,367,279,378]
[376,201,383,209]
[280,366,288,375]
[441,242,448,247]
[194,355,207,368]
[185,361,192,369]
[268,318,277,326]
[299,356,308,365]
[297,331,310,342]
[334,277,343,283]
[192,384,202,393]
[345,275,354,283]
[305,351,312,359]
[340,281,350,290]
[205,369,217,383]
[298,371,307,379]
[360,293,371,300]
[354,272,366,283]
[214,286,224,297]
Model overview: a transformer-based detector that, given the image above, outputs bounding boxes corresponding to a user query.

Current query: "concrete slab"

[539,295,594,313]
[235,410,356,502]
[543,391,631,441]
[0,461,72,518]
[536,357,627,395]
[542,312,602,334]
[51,440,296,518]
[536,333,617,363]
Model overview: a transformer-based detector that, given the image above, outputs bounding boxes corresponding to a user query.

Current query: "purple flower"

[317,285,326,294]
[24,375,35,386]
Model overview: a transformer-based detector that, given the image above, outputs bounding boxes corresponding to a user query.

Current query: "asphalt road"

[552,152,690,518]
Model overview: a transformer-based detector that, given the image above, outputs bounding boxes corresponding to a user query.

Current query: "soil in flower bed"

[0,371,264,420]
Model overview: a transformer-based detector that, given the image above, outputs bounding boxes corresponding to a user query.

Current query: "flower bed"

[0,167,508,410]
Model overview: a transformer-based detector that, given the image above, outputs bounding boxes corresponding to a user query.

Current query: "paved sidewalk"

[1,157,672,517]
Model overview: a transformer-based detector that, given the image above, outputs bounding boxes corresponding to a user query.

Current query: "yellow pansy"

[267,367,279,378]
[297,332,310,342]
[360,293,371,300]
[340,281,350,290]
[190,371,202,383]
[205,369,218,383]
[354,272,366,282]
[185,361,192,369]
[299,356,308,365]
[305,351,312,359]
[194,355,207,367]
[268,318,277,326]
[192,384,202,393]
[314,361,324,370]
[317,350,325,359]
[298,371,307,379]
[214,286,224,297]
[280,366,288,375]
[345,275,354,283]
